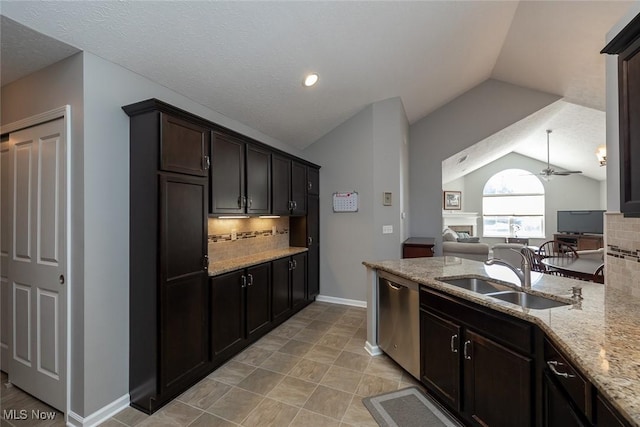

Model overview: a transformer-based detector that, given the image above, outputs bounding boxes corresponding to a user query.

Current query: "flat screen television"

[557,210,605,235]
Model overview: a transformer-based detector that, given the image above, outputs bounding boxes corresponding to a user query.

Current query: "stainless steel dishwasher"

[377,270,420,379]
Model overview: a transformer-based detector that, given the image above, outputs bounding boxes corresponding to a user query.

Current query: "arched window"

[483,169,545,238]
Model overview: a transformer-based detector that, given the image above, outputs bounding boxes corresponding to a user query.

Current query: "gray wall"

[409,79,561,254]
[2,51,302,418]
[304,97,408,302]
[460,152,604,247]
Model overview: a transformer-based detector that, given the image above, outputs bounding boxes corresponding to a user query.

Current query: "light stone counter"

[209,247,308,276]
[363,256,640,427]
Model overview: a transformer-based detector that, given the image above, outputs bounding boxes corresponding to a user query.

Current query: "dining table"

[540,256,604,281]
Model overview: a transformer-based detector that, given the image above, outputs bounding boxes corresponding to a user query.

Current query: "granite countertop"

[209,247,308,276]
[363,256,640,426]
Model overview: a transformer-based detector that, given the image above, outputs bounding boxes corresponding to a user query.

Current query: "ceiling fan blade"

[552,170,582,175]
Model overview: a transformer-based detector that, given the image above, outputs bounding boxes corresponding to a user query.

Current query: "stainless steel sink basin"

[440,277,512,294]
[486,291,570,309]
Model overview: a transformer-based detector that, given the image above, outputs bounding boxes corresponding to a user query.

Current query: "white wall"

[304,97,408,302]
[409,79,561,254]
[461,152,604,247]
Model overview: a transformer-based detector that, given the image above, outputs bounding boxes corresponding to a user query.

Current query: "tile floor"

[1,301,422,426]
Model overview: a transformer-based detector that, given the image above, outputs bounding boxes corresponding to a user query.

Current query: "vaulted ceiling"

[1,1,634,181]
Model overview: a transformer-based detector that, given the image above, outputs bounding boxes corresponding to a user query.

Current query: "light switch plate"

[382,225,393,234]
[383,192,392,206]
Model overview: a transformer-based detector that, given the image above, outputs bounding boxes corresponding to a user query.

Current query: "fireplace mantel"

[443,211,480,236]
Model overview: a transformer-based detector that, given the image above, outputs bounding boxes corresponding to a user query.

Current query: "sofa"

[441,228,490,261]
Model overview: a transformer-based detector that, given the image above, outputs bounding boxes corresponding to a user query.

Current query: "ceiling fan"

[539,129,582,181]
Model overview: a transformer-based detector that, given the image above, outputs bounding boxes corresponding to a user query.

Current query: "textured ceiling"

[0,1,633,177]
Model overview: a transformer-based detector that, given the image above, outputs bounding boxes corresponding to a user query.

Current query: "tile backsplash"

[606,212,640,297]
[208,217,290,263]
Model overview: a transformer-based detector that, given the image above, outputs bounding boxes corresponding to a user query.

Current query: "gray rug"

[362,387,463,427]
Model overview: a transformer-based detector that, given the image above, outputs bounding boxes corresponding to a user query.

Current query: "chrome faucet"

[484,249,531,289]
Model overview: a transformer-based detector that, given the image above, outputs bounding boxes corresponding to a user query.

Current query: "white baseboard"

[315,294,367,308]
[67,394,130,427]
[365,341,383,356]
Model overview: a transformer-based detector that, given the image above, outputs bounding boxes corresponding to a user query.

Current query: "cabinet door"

[542,372,587,427]
[291,253,307,309]
[211,270,246,359]
[246,144,271,214]
[596,394,630,427]
[291,161,307,215]
[420,309,461,410]
[211,132,245,214]
[307,196,320,299]
[246,263,271,338]
[463,330,533,427]
[307,167,319,196]
[272,257,291,320]
[160,114,209,177]
[272,155,291,215]
[619,37,640,215]
[159,174,209,393]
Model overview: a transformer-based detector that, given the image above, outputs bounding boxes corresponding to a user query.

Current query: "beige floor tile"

[206,388,264,424]
[325,305,349,315]
[188,413,236,427]
[232,346,272,366]
[267,376,317,407]
[270,324,304,339]
[341,396,378,427]
[326,324,359,337]
[283,318,312,329]
[241,398,299,427]
[289,409,341,427]
[355,374,399,397]
[278,339,313,357]
[333,350,371,373]
[236,368,285,396]
[113,406,149,426]
[288,359,331,383]
[320,366,363,394]
[364,356,404,381]
[314,311,344,323]
[97,420,127,427]
[291,328,326,344]
[177,378,232,409]
[343,337,370,356]
[303,385,352,420]
[137,401,202,427]
[339,316,364,328]
[354,328,367,339]
[208,361,256,385]
[316,333,350,350]
[305,320,333,332]
[251,335,289,352]
[290,313,314,325]
[303,344,341,365]
[260,352,301,374]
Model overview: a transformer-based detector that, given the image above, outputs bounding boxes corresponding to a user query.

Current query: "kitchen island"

[364,256,640,426]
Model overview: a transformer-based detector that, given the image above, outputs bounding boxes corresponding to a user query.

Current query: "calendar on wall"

[333,192,359,212]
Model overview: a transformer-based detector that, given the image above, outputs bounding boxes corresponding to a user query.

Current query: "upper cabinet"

[161,114,210,177]
[272,155,307,216]
[602,14,640,216]
[210,132,271,215]
[307,167,319,196]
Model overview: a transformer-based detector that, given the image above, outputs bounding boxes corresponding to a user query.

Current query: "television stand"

[554,233,603,251]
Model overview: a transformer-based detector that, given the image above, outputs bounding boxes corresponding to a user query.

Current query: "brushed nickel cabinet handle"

[450,334,458,353]
[463,340,472,360]
[547,360,576,378]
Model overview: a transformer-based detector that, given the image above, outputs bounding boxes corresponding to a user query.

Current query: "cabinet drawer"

[544,338,590,419]
[420,287,533,354]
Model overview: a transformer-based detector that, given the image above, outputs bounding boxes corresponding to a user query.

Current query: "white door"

[1,137,10,371]
[6,118,66,411]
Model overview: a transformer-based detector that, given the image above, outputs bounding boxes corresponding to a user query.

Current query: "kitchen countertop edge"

[209,247,308,276]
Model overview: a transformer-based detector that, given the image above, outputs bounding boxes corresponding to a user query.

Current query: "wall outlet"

[272,225,277,236]
[231,229,237,240]
[382,225,393,234]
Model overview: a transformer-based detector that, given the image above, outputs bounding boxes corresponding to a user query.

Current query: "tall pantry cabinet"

[124,100,211,414]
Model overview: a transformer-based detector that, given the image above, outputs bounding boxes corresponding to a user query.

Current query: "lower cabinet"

[420,287,534,427]
[542,371,588,427]
[210,262,271,363]
[272,253,307,321]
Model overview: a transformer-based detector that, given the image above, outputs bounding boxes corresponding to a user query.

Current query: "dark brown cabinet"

[542,371,587,427]
[307,166,319,196]
[210,262,272,363]
[420,287,534,427]
[402,237,435,258]
[124,100,211,414]
[291,252,307,310]
[210,132,270,215]
[306,195,320,299]
[602,16,640,216]
[272,257,292,321]
[272,155,307,215]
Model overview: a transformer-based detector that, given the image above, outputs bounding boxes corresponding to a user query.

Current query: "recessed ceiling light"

[303,73,319,87]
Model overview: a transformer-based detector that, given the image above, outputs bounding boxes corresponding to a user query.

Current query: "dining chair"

[520,247,551,274]
[593,264,605,284]
[538,240,579,259]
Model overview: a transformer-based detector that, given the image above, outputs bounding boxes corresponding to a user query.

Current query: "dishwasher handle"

[385,280,404,291]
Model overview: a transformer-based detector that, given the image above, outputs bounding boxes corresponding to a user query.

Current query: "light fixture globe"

[303,73,319,87]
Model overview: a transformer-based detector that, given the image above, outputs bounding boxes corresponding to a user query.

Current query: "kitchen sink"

[486,291,570,309]
[440,277,512,294]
